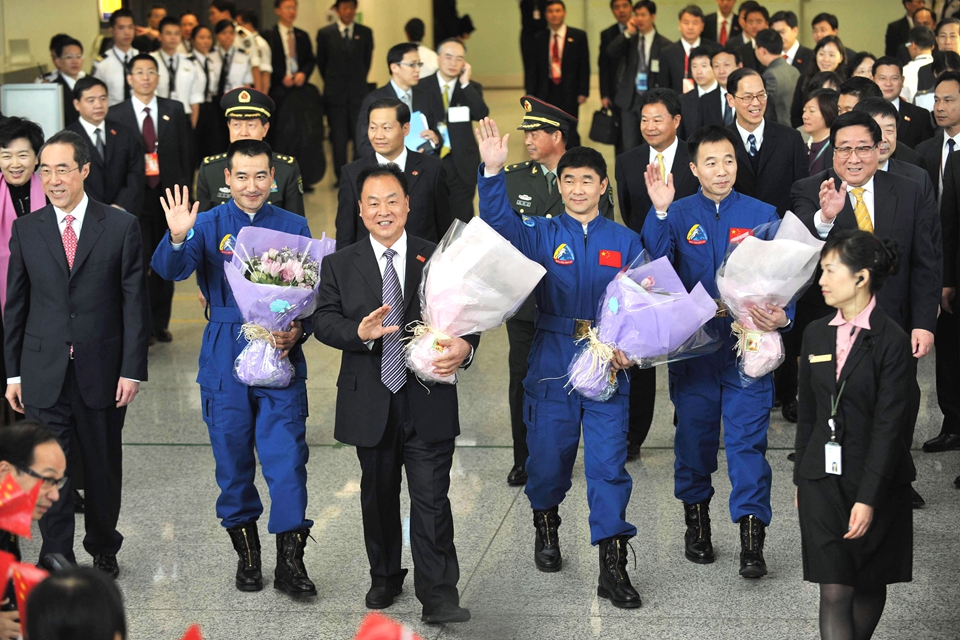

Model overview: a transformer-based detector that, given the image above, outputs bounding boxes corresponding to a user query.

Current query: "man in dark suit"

[108,54,191,343]
[615,88,699,459]
[729,3,768,55]
[337,98,450,250]
[520,0,549,96]
[703,0,740,46]
[792,111,941,507]
[420,40,489,224]
[770,11,812,75]
[874,56,936,149]
[49,36,85,127]
[355,43,441,159]
[68,77,142,215]
[887,0,926,57]
[529,0,591,147]
[3,130,150,576]
[599,0,634,154]
[316,0,374,182]
[677,46,718,139]
[658,5,720,95]
[698,47,742,128]
[727,68,808,215]
[266,0,316,118]
[606,0,672,150]
[314,162,476,624]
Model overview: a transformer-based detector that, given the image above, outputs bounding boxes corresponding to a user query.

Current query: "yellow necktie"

[656,153,666,182]
[851,187,873,233]
[440,84,451,158]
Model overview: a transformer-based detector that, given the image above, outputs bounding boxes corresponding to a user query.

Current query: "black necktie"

[217,50,230,98]
[202,57,211,100]
[343,28,351,51]
[167,56,177,96]
[122,53,131,101]
[723,94,734,125]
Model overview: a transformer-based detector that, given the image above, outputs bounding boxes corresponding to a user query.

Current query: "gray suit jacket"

[762,58,800,128]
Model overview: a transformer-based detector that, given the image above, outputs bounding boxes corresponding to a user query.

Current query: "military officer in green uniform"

[196,87,305,215]
[503,95,614,487]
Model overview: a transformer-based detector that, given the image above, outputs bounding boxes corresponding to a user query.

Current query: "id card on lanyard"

[825,381,845,475]
[145,152,160,176]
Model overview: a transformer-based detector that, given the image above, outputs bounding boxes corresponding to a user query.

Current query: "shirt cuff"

[655,210,668,219]
[122,377,140,383]
[814,209,834,239]
[365,339,375,350]
[483,166,503,178]
[170,239,185,250]
[460,345,475,369]
[6,377,20,385]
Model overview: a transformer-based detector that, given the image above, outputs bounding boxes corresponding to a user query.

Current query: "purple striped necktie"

[380,248,406,392]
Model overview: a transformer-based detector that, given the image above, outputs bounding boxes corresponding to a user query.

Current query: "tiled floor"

[19,89,960,639]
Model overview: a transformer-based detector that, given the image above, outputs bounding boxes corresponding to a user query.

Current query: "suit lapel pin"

[904,115,911,121]
[110,129,117,135]
[412,170,419,176]
[162,114,170,121]
[567,37,573,42]
[416,254,426,263]
[354,35,360,39]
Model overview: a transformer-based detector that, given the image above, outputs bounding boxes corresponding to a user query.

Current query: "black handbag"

[589,108,619,145]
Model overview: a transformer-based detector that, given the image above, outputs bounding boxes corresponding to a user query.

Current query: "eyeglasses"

[834,144,877,159]
[38,166,81,178]
[16,466,67,490]
[58,54,84,61]
[734,92,767,104]
[398,61,424,68]
[131,70,159,77]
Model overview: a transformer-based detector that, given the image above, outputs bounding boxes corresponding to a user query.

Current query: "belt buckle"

[573,319,592,339]
[714,300,728,318]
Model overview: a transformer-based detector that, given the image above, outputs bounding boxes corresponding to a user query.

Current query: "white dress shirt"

[375,146,408,171]
[633,28,657,66]
[784,40,800,66]
[92,45,139,107]
[547,24,568,63]
[814,176,876,237]
[370,232,408,298]
[902,53,935,103]
[680,37,702,56]
[132,95,160,145]
[648,136,679,174]
[716,12,735,40]
[418,44,439,78]
[153,50,205,113]
[277,22,298,74]
[736,118,765,152]
[698,81,718,97]
[78,116,106,152]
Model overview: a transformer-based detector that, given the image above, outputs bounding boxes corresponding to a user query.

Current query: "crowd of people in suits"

[1,0,959,637]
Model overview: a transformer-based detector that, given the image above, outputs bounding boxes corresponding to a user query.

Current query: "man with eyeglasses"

[3,129,150,578]
[726,67,808,216]
[40,35,86,127]
[873,56,936,149]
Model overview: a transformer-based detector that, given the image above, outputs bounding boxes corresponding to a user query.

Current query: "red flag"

[180,624,204,640]
[354,612,425,640]
[0,550,16,600]
[598,249,622,268]
[0,474,42,538]
[12,562,47,635]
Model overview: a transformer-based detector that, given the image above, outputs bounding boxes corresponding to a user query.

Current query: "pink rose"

[280,260,304,283]
[265,260,284,278]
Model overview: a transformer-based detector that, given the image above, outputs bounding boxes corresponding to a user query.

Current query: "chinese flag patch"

[729,228,754,243]
[416,254,426,263]
[598,250,622,268]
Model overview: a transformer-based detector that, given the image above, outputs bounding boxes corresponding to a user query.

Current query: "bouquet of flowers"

[405,218,546,384]
[223,227,336,387]
[567,253,719,401]
[716,212,824,384]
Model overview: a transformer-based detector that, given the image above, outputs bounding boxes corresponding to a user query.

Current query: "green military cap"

[220,87,275,120]
[517,95,577,133]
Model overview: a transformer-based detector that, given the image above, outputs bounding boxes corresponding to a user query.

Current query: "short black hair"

[40,130,91,169]
[26,567,126,640]
[726,67,761,96]
[937,17,960,34]
[557,146,607,183]
[368,97,411,126]
[872,55,903,75]
[0,422,57,472]
[273,0,295,7]
[806,71,843,93]
[191,25,213,42]
[148,3,167,15]
[53,36,82,58]
[821,230,900,295]
[357,163,408,197]
[72,76,108,102]
[128,52,159,71]
[744,5,769,22]
[210,0,237,17]
[936,69,960,91]
[641,88,681,118]
[634,0,656,15]
[335,0,358,6]
[226,139,273,171]
[908,25,937,50]
[109,8,134,28]
[935,50,960,75]
[687,124,739,163]
[853,96,899,122]
[545,0,566,9]
[214,19,235,35]
[770,10,798,29]
[405,18,425,42]
[689,46,713,64]
[677,4,703,21]
[712,47,741,66]
[811,12,838,30]
[387,42,418,73]
[48,33,70,52]
[738,1,761,17]
[913,7,936,25]
[806,89,840,128]
[846,51,877,77]
[755,28,783,55]
[610,0,630,8]
[838,76,882,99]
[158,16,180,33]
[239,10,260,31]
[180,10,199,21]
[829,110,882,147]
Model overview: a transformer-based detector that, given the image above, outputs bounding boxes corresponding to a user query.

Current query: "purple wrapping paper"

[224,227,336,387]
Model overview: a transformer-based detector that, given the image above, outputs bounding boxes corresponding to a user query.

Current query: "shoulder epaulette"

[203,153,227,164]
[273,153,295,164]
[94,54,104,63]
[504,160,532,173]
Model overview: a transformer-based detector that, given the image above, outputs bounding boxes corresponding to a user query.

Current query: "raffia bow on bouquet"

[223,227,336,387]
[404,218,546,384]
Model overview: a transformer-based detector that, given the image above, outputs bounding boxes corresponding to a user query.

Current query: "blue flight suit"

[479,167,644,544]
[641,189,793,526]
[151,199,313,534]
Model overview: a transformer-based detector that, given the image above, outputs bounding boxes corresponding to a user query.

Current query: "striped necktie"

[380,248,406,393]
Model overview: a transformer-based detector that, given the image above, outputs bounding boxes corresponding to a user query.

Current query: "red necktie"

[719,20,728,46]
[142,107,159,189]
[63,214,77,269]
[684,53,690,76]
[783,54,789,60]
[551,34,562,85]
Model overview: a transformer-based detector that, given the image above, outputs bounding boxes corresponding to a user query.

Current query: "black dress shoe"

[155,329,173,343]
[773,398,782,409]
[422,601,471,624]
[93,554,119,579]
[626,442,641,461]
[73,489,85,514]
[954,475,960,488]
[274,529,317,596]
[148,334,157,347]
[781,401,798,423]
[738,515,767,578]
[533,507,562,572]
[911,486,926,509]
[227,521,263,591]
[365,585,402,609]
[597,536,642,608]
[922,432,960,453]
[507,464,527,486]
[787,452,796,461]
[683,499,715,564]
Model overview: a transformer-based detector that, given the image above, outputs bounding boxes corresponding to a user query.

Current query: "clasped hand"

[272,321,304,359]
[748,305,788,331]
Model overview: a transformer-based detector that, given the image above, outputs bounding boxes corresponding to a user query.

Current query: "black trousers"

[627,365,656,447]
[27,362,125,562]
[142,185,174,334]
[619,102,644,152]
[442,156,476,224]
[935,310,960,435]
[354,386,460,613]
[506,317,535,466]
[545,84,581,148]
[326,101,361,180]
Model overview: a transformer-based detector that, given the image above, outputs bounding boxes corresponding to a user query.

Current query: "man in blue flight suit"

[641,124,793,578]
[477,117,645,609]
[151,139,316,597]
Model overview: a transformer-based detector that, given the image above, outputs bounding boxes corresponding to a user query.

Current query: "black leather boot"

[683,499,715,564]
[597,536,642,609]
[227,522,263,591]
[532,507,562,572]
[738,515,767,578]
[275,529,317,596]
